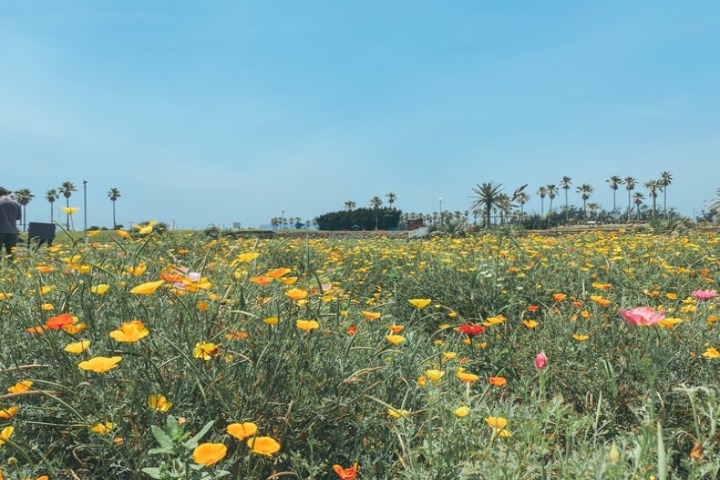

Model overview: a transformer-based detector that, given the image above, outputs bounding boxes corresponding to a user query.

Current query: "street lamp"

[83,180,88,244]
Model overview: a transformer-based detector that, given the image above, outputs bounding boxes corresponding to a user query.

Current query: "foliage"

[0,230,720,478]
[315,207,401,230]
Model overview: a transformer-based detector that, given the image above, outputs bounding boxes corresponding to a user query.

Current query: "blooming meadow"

[0,228,719,479]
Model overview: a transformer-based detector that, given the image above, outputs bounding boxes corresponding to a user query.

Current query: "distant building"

[407,218,424,230]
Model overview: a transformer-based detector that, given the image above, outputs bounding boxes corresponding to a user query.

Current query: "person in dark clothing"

[0,187,21,257]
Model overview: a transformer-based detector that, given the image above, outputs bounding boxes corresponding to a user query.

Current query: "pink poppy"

[535,351,548,369]
[692,289,718,301]
[620,307,665,326]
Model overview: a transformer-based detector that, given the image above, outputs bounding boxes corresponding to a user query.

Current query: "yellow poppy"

[0,426,14,446]
[454,406,471,417]
[78,356,122,373]
[64,340,90,354]
[456,371,479,383]
[7,381,32,393]
[109,321,149,343]
[485,416,507,430]
[296,320,320,331]
[90,284,110,295]
[247,436,281,456]
[237,252,260,263]
[702,347,720,359]
[385,334,405,345]
[194,342,220,360]
[148,394,173,412]
[424,369,444,381]
[285,288,308,301]
[408,298,432,309]
[130,280,165,295]
[192,443,227,466]
[0,406,18,419]
[91,422,113,434]
[61,207,79,215]
[361,311,381,320]
[227,422,258,440]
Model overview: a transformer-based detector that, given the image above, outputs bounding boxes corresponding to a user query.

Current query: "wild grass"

[0,229,719,479]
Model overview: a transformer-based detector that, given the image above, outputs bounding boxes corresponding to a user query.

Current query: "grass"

[0,228,719,479]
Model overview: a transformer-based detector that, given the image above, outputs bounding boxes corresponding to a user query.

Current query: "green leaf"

[148,447,174,455]
[183,420,215,449]
[141,467,163,479]
[151,425,174,450]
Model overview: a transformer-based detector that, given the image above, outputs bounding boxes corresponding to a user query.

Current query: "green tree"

[645,180,660,217]
[471,182,504,228]
[659,171,673,218]
[369,196,383,230]
[606,176,624,218]
[59,181,77,230]
[624,177,637,221]
[515,191,529,220]
[344,200,356,211]
[385,193,396,207]
[45,189,59,221]
[107,187,121,228]
[12,188,34,231]
[576,184,594,218]
[537,186,547,217]
[560,176,572,222]
[633,191,645,220]
[546,184,558,213]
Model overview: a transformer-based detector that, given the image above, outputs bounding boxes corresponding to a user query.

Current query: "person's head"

[0,187,9,197]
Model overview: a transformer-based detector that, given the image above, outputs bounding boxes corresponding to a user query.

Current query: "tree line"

[8,182,122,231]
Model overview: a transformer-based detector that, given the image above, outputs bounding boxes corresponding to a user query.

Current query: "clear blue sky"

[2,1,719,229]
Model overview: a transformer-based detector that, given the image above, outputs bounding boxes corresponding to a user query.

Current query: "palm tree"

[537,186,547,216]
[515,192,529,220]
[369,196,383,230]
[586,202,600,219]
[385,193,396,207]
[12,188,34,231]
[559,176,572,222]
[624,177,637,221]
[576,184,594,217]
[107,188,121,228]
[471,182,504,228]
[606,176,624,218]
[344,200,356,211]
[59,181,77,230]
[633,192,645,220]
[545,184,558,213]
[644,180,660,217]
[45,189,59,221]
[494,194,512,225]
[659,171,673,218]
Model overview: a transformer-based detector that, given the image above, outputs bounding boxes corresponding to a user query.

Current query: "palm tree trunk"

[66,197,70,230]
[112,201,117,228]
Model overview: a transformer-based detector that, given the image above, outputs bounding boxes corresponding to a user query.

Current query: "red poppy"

[457,323,485,338]
[347,324,358,336]
[45,313,75,330]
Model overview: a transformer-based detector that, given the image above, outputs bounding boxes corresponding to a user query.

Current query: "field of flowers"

[1,228,719,479]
